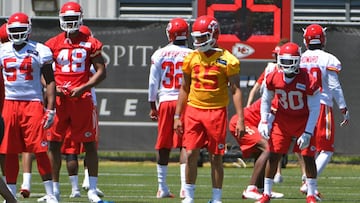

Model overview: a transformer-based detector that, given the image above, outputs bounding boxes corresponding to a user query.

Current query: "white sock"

[83,168,89,187]
[316,151,333,177]
[180,163,186,190]
[7,184,16,197]
[43,180,54,195]
[306,178,317,196]
[89,176,98,191]
[264,178,273,196]
[53,181,60,194]
[157,164,168,191]
[69,175,79,192]
[184,184,195,199]
[21,172,32,190]
[212,188,222,201]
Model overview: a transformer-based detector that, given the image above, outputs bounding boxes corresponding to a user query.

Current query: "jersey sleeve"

[90,37,103,58]
[326,53,342,73]
[37,43,54,65]
[224,50,240,76]
[307,73,321,96]
[182,51,195,75]
[256,71,265,84]
[148,51,161,102]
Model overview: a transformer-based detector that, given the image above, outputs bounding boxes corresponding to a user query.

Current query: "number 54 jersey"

[45,32,103,97]
[0,40,53,101]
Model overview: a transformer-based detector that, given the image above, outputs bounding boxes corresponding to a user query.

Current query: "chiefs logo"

[232,43,255,59]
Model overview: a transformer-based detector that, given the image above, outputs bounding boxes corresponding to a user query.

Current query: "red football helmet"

[303,24,326,47]
[277,42,301,75]
[59,1,83,33]
[191,15,220,52]
[79,25,93,37]
[0,23,9,43]
[166,18,188,42]
[6,12,31,45]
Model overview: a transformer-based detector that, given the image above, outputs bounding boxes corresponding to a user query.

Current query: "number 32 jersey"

[148,44,192,103]
[0,40,53,101]
[45,32,102,97]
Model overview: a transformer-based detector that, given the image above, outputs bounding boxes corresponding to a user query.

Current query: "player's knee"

[65,154,78,162]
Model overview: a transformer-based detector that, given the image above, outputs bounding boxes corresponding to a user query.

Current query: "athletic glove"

[340,107,349,127]
[297,132,312,150]
[258,121,270,140]
[43,109,55,129]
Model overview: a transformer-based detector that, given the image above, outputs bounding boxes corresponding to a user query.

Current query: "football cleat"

[306,195,317,203]
[69,189,81,198]
[208,200,222,203]
[156,189,175,198]
[271,191,284,199]
[181,197,194,203]
[88,189,102,203]
[37,194,59,203]
[274,173,283,184]
[242,188,262,200]
[255,194,271,203]
[83,185,105,197]
[46,194,59,203]
[20,188,30,198]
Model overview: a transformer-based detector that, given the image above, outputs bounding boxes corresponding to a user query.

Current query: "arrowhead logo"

[232,43,255,59]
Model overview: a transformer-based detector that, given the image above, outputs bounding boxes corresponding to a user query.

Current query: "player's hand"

[42,109,55,129]
[258,121,270,140]
[149,109,158,121]
[340,107,349,127]
[235,120,246,138]
[173,117,183,136]
[297,132,311,150]
[70,86,84,97]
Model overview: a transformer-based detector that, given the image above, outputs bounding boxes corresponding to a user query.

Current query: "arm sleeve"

[148,55,160,102]
[305,92,321,134]
[260,87,274,122]
[328,70,347,109]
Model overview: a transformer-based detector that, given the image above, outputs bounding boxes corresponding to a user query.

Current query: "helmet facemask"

[191,31,216,52]
[278,54,300,75]
[59,13,83,34]
[7,23,31,45]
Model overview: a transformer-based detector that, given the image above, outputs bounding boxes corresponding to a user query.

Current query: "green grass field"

[4,158,360,203]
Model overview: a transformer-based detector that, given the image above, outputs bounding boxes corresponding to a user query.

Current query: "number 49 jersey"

[148,44,192,103]
[45,32,102,96]
[0,40,53,101]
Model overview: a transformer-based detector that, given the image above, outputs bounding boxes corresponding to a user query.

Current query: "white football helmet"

[277,42,301,75]
[6,12,31,45]
[59,1,83,33]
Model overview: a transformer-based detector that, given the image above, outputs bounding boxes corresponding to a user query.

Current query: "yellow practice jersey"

[182,48,240,109]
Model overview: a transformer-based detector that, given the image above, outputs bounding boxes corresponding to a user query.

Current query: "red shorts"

[61,105,99,154]
[315,104,335,152]
[49,96,96,143]
[270,115,316,157]
[229,115,264,158]
[155,100,182,150]
[183,105,227,155]
[0,100,48,154]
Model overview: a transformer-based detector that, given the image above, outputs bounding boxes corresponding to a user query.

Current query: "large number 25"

[57,48,87,73]
[3,56,33,81]
[276,89,304,110]
[161,61,183,89]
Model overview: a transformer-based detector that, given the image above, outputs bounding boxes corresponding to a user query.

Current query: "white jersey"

[0,40,53,101]
[148,44,192,103]
[300,49,346,108]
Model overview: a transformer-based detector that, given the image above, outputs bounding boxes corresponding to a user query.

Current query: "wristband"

[304,131,312,136]
[174,114,180,120]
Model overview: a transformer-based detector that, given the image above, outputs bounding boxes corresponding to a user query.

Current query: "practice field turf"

[4,159,360,202]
